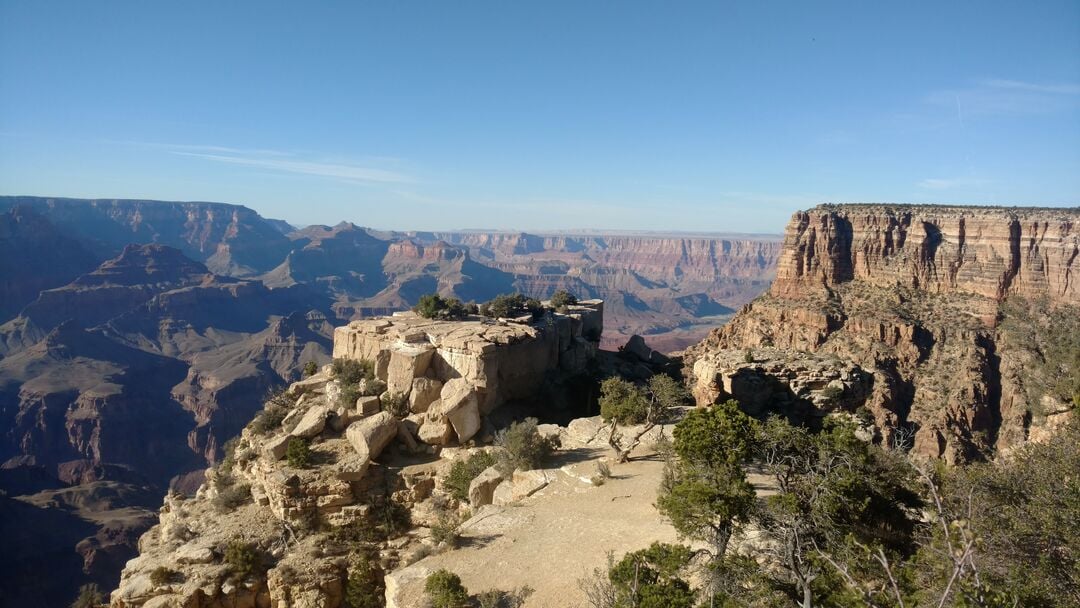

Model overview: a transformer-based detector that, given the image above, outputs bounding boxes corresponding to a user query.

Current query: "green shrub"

[150,566,180,586]
[476,586,534,608]
[286,437,311,468]
[71,583,104,608]
[223,540,263,582]
[481,293,543,319]
[332,358,375,385]
[251,404,288,435]
[303,360,319,377]
[339,383,362,409]
[495,418,559,474]
[380,391,409,418]
[414,293,469,320]
[743,348,754,363]
[549,290,578,310]
[819,385,844,403]
[344,555,384,608]
[430,509,467,547]
[424,569,470,608]
[445,451,498,502]
[213,482,251,512]
[599,377,650,424]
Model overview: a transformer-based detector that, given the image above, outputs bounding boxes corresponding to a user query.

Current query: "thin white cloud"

[917,177,990,190]
[924,78,1080,118]
[981,79,1080,95]
[170,151,413,184]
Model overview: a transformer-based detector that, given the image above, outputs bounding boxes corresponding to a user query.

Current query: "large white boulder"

[290,405,330,439]
[386,344,435,395]
[468,465,505,508]
[409,377,443,413]
[345,411,399,460]
[439,378,481,443]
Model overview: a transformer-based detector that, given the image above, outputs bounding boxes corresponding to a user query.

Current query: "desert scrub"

[430,509,467,548]
[223,540,264,582]
[286,437,311,468]
[495,417,559,474]
[303,360,318,377]
[445,451,498,502]
[598,377,650,424]
[150,566,181,586]
[332,357,375,385]
[251,404,288,434]
[477,586,534,608]
[212,481,251,512]
[425,569,470,608]
[344,550,384,608]
[380,391,409,418]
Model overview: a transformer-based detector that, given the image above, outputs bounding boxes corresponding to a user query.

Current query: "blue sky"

[1,1,1078,233]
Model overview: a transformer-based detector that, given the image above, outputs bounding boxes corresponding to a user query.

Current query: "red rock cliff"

[688,204,1079,464]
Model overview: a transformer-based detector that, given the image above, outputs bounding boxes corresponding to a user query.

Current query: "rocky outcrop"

[332,301,604,424]
[687,204,1080,463]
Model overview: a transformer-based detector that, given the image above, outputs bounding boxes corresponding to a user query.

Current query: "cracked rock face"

[686,204,1079,463]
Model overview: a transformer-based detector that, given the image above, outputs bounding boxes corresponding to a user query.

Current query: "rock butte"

[688,203,1080,464]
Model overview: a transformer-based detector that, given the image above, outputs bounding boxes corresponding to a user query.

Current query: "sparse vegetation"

[549,289,578,310]
[445,451,498,502]
[477,586,534,608]
[380,391,409,418]
[70,583,104,608]
[332,357,376,385]
[339,383,362,409]
[430,509,467,547]
[819,384,844,403]
[743,348,754,363]
[495,417,559,474]
[286,437,311,468]
[480,293,543,319]
[150,566,180,586]
[414,293,469,320]
[424,569,470,608]
[223,540,264,582]
[344,552,384,608]
[601,374,688,462]
[303,360,319,377]
[212,481,251,512]
[251,404,288,434]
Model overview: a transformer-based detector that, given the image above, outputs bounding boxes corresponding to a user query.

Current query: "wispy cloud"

[924,78,1080,118]
[113,140,413,184]
[980,79,1080,95]
[917,177,990,190]
[171,151,412,184]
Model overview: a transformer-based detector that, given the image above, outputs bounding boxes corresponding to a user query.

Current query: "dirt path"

[386,429,681,607]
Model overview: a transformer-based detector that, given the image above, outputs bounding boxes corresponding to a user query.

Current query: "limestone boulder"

[409,377,443,413]
[510,469,553,501]
[290,405,330,439]
[491,479,513,506]
[417,412,454,446]
[288,373,329,396]
[439,378,481,443]
[345,412,399,460]
[386,343,435,395]
[468,465,504,508]
[356,395,381,416]
[263,433,292,460]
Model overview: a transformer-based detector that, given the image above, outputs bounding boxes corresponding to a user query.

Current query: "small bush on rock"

[70,583,104,608]
[380,391,409,418]
[445,451,498,502]
[286,437,311,468]
[495,417,559,474]
[150,566,180,586]
[213,482,251,512]
[332,358,375,385]
[477,586,534,608]
[430,509,467,548]
[223,540,264,582]
[481,293,543,319]
[414,293,469,320]
[251,404,288,434]
[344,553,384,608]
[550,289,578,310]
[425,569,470,608]
[303,360,319,377]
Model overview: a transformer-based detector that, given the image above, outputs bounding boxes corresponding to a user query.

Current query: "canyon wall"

[688,204,1079,463]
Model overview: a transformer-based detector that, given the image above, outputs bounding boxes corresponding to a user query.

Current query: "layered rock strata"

[687,204,1079,463]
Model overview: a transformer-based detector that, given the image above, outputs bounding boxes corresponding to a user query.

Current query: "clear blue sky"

[2,1,1078,232]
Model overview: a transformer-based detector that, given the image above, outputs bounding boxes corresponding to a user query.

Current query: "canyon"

[0,196,778,605]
